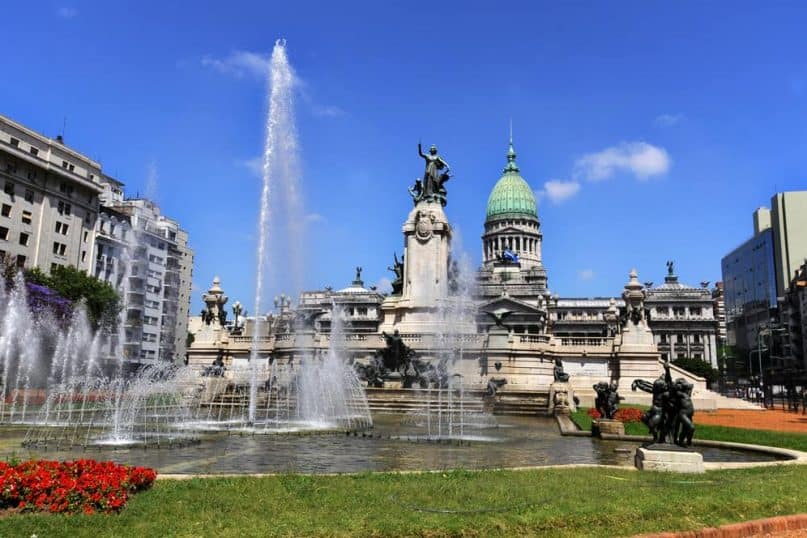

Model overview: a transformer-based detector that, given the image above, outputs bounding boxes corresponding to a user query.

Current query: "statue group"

[593,381,621,420]
[355,330,451,389]
[632,360,695,447]
[409,143,452,206]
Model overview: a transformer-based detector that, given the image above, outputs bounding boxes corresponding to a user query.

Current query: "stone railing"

[557,337,614,353]
[519,334,551,344]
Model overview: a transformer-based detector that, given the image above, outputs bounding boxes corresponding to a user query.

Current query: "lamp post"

[232,300,242,333]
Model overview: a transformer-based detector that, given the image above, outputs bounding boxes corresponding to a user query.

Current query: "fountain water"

[250,39,299,423]
[0,264,199,447]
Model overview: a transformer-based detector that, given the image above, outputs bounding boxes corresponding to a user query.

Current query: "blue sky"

[3,2,807,313]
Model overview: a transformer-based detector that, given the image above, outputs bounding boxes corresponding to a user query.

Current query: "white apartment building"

[0,115,102,273]
[1,113,193,365]
[100,197,194,363]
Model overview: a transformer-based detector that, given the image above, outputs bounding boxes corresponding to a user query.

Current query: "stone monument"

[380,143,465,334]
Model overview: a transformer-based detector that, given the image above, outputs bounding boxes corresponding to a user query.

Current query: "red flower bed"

[614,407,644,423]
[0,459,156,514]
[587,407,644,423]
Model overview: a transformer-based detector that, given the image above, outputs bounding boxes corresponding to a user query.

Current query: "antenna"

[61,116,67,139]
[509,118,513,144]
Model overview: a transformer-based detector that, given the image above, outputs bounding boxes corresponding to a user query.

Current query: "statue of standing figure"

[412,142,452,206]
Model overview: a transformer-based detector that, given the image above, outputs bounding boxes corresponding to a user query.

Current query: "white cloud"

[654,113,684,127]
[310,104,346,118]
[578,269,595,281]
[56,6,77,18]
[304,213,324,224]
[574,142,671,181]
[201,51,270,79]
[538,180,581,204]
[238,156,263,178]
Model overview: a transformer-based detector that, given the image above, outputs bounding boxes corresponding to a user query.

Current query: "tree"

[26,266,120,329]
[672,356,720,385]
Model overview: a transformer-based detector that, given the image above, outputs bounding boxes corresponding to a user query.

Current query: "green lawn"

[570,407,807,452]
[1,466,807,537]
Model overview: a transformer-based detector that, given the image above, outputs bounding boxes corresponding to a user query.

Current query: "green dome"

[485,141,537,221]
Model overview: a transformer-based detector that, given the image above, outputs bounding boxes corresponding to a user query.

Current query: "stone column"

[401,200,451,307]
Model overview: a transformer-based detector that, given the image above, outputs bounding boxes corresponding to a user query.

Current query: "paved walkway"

[697,408,807,434]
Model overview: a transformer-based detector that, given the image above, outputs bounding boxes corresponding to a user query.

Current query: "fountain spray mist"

[250,40,298,422]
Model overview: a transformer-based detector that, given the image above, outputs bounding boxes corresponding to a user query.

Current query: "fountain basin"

[1,413,794,476]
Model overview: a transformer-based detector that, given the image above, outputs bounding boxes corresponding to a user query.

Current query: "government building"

[190,139,733,412]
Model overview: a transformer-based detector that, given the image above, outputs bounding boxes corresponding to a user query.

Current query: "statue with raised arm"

[417,142,451,204]
[387,253,404,295]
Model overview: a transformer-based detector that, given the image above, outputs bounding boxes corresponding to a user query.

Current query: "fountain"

[187,39,371,434]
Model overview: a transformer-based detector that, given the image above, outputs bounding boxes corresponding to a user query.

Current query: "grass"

[570,407,807,452]
[1,466,807,537]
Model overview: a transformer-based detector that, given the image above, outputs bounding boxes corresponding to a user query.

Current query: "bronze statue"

[632,360,696,446]
[416,142,451,206]
[387,253,404,295]
[670,378,695,446]
[593,381,621,419]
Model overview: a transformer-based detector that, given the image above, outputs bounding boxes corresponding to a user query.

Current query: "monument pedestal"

[549,382,574,415]
[592,419,624,437]
[635,445,704,474]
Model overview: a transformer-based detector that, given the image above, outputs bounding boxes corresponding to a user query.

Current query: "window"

[10,138,19,147]
[676,333,684,343]
[693,353,702,360]
[4,182,14,195]
[21,210,32,225]
[52,242,66,256]
[57,201,71,215]
[83,230,88,242]
[660,334,667,343]
[693,334,701,344]
[19,233,28,246]
[24,189,34,203]
[29,147,38,157]
[62,161,69,169]
[673,307,685,317]
[68,164,74,172]
[26,169,37,180]
[81,250,86,262]
[59,182,74,196]
[16,255,25,268]
[1,204,10,217]
[4,162,16,175]
[54,221,69,235]
[677,353,686,360]
[0,226,8,240]
[656,306,669,315]
[691,307,701,316]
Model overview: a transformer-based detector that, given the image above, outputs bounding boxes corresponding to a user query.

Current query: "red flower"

[0,459,156,514]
